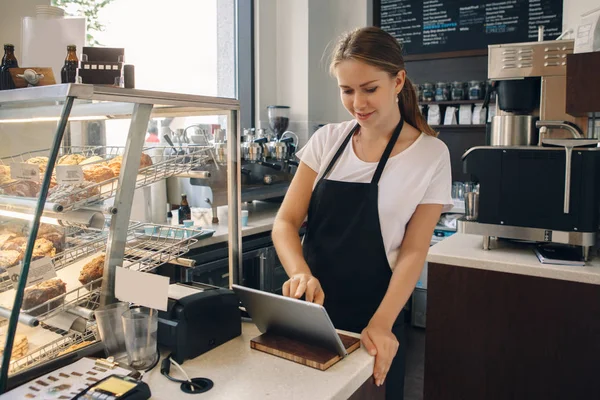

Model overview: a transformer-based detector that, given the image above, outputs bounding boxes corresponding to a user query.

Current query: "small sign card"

[7,257,57,287]
[9,163,39,183]
[56,165,84,184]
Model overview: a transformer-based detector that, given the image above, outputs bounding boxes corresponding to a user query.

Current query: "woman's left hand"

[361,321,399,387]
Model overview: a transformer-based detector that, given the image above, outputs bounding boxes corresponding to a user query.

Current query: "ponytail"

[399,77,437,137]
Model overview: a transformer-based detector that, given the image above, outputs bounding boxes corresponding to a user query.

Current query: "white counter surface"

[190,201,281,248]
[144,322,374,400]
[427,233,600,285]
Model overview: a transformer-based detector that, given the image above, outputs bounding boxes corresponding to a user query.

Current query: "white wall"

[255,0,368,146]
[563,0,600,37]
[0,0,50,61]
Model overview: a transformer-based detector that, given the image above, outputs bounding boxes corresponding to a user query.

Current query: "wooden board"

[9,68,56,88]
[250,332,361,371]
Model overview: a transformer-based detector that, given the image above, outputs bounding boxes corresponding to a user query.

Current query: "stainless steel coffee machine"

[486,38,589,145]
[176,120,298,222]
[459,38,599,258]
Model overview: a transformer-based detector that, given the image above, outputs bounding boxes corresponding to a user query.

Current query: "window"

[64,0,253,145]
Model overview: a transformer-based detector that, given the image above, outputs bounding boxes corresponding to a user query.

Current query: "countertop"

[144,322,374,400]
[427,233,600,285]
[189,201,281,248]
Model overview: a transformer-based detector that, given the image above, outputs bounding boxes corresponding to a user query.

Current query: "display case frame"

[0,84,241,391]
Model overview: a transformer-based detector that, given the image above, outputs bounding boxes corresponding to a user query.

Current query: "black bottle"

[0,44,19,90]
[60,45,78,84]
[178,194,191,225]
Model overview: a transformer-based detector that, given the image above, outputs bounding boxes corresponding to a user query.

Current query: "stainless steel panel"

[458,219,596,247]
[101,103,153,306]
[489,40,574,79]
[490,115,538,146]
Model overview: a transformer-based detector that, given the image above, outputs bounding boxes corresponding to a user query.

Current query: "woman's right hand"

[282,273,325,305]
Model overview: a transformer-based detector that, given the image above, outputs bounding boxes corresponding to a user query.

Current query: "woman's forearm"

[371,250,427,329]
[272,219,312,276]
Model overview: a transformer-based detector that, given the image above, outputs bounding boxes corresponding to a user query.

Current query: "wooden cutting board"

[250,332,361,371]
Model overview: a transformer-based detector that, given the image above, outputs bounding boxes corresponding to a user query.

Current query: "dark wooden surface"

[566,52,600,116]
[348,376,386,400]
[424,262,600,400]
[250,332,360,371]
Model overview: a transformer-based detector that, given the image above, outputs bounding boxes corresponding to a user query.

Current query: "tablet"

[232,284,347,357]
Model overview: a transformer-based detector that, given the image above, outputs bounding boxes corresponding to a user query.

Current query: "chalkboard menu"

[376,0,563,59]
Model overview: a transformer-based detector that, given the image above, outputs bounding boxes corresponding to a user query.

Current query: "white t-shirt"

[296,120,453,270]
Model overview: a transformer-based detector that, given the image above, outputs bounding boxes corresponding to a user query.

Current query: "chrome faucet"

[536,120,585,145]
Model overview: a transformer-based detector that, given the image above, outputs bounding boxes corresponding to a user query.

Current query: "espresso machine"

[175,106,299,222]
[459,37,600,259]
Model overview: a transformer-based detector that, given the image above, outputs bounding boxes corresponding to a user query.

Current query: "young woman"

[272,26,453,399]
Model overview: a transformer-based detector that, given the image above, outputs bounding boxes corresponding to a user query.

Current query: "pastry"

[0,250,23,268]
[0,165,10,176]
[47,182,101,206]
[107,153,153,176]
[22,278,67,314]
[2,237,26,251]
[58,340,94,356]
[140,153,153,169]
[0,175,14,185]
[0,233,17,249]
[31,238,56,258]
[0,334,28,361]
[57,154,86,166]
[0,180,40,197]
[26,157,49,172]
[79,156,105,166]
[78,254,105,285]
[82,164,115,183]
[38,231,64,254]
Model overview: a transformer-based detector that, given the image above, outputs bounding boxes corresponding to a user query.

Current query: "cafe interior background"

[0,0,599,399]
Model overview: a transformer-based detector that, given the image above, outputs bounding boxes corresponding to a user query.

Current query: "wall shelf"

[420,99,492,106]
[431,124,486,130]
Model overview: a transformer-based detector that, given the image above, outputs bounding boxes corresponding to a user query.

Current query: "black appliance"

[157,283,241,364]
[463,146,600,232]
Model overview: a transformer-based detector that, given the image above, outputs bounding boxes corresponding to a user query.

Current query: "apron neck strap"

[321,123,359,180]
[371,117,404,185]
[320,118,404,183]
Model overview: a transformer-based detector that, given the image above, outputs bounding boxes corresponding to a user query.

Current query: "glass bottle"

[0,44,19,90]
[60,45,79,84]
[178,194,191,225]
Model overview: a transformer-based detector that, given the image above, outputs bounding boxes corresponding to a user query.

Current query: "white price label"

[7,257,57,288]
[56,165,83,184]
[10,163,39,182]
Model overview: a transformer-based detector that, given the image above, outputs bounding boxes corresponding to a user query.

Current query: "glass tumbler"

[94,302,129,361]
[122,307,158,370]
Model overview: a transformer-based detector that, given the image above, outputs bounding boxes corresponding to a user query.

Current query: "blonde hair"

[329,27,437,137]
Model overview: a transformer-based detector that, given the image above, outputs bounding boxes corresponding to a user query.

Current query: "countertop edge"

[427,234,600,286]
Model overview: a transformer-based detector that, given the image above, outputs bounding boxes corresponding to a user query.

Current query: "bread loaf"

[78,254,105,285]
[22,278,67,314]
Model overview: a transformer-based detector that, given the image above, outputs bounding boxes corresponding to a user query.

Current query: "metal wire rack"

[0,227,111,293]
[11,222,197,321]
[122,223,201,273]
[20,280,102,323]
[0,145,213,212]
[8,326,98,375]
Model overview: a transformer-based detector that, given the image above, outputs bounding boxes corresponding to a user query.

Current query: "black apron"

[303,118,407,399]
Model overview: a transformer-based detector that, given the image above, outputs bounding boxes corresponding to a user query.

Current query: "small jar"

[414,83,423,102]
[468,80,482,100]
[435,82,450,101]
[422,82,435,102]
[451,81,466,101]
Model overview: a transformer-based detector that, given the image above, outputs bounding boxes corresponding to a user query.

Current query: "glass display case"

[0,84,241,391]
